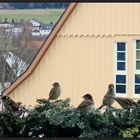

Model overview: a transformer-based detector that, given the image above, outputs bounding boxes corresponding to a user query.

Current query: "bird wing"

[137,100,140,104]
[49,88,55,96]
[8,98,19,111]
[48,87,57,100]
[116,97,137,106]
[125,98,138,105]
[77,100,93,109]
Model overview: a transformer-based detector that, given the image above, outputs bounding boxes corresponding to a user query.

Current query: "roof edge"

[3,3,78,96]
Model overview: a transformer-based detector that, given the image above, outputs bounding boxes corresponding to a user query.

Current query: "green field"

[0,9,65,24]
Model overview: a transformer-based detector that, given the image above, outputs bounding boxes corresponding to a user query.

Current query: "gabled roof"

[3,3,77,96]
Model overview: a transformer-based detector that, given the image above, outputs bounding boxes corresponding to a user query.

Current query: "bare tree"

[0,27,13,91]
[0,23,40,93]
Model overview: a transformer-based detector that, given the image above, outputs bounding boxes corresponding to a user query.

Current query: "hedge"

[1,98,140,138]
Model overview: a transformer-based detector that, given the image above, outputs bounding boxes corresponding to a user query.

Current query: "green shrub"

[1,97,140,137]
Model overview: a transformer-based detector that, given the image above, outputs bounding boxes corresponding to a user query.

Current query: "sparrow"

[48,82,61,101]
[77,93,94,113]
[106,96,138,109]
[1,96,20,112]
[137,100,140,104]
[98,84,115,109]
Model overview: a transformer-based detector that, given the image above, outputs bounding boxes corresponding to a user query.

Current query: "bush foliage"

[1,97,140,138]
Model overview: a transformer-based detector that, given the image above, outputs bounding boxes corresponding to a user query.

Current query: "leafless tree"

[0,24,40,93]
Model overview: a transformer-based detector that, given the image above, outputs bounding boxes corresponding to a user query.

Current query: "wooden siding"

[58,3,140,36]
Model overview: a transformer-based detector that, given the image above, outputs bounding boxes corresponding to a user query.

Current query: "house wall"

[40,29,51,36]
[9,35,140,108]
[0,23,13,28]
[58,3,140,36]
[30,20,40,27]
[8,3,140,107]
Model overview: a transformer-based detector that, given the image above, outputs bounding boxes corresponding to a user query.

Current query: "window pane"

[117,62,125,70]
[117,52,125,61]
[117,42,125,51]
[136,40,140,49]
[136,51,140,59]
[116,75,126,83]
[116,85,126,93]
[135,85,140,94]
[135,74,140,83]
[136,61,140,70]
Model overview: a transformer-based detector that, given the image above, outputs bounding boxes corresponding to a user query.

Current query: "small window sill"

[115,93,127,97]
[132,94,140,99]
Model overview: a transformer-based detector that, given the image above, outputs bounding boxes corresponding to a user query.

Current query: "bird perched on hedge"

[1,96,20,112]
[77,93,94,113]
[98,84,115,109]
[137,99,140,105]
[106,96,138,109]
[48,82,61,101]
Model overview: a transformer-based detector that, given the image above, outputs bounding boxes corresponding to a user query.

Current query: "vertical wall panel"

[58,3,140,36]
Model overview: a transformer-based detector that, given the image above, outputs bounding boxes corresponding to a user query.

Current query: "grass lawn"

[0,9,65,24]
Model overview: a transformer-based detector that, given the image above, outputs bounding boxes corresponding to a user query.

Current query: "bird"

[48,82,61,101]
[98,84,115,109]
[106,96,138,109]
[1,96,20,112]
[77,93,94,113]
[137,99,140,105]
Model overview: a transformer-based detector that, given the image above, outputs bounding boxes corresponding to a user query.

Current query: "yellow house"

[3,3,140,108]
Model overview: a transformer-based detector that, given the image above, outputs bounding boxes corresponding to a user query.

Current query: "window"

[134,40,140,95]
[135,74,140,94]
[115,42,127,95]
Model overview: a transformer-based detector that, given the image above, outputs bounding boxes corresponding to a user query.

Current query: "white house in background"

[0,21,13,28]
[40,27,51,36]
[32,28,51,36]
[31,29,41,36]
[29,18,40,27]
[11,27,23,35]
[46,22,55,30]
[5,26,23,35]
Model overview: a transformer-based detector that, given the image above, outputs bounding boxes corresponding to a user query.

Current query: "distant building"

[40,27,51,36]
[4,24,23,36]
[0,18,54,38]
[31,29,41,36]
[46,22,55,30]
[29,18,40,27]
[11,27,23,35]
[0,21,13,28]
[12,27,22,32]
[39,22,54,36]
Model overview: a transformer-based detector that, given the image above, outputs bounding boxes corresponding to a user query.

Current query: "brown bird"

[98,84,115,109]
[1,96,20,112]
[48,82,61,101]
[137,100,140,105]
[77,93,94,113]
[106,96,138,109]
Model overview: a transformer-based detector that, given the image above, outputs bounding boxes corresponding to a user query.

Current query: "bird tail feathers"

[98,104,104,109]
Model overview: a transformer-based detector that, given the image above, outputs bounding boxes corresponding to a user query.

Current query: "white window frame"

[133,39,140,98]
[114,41,127,97]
